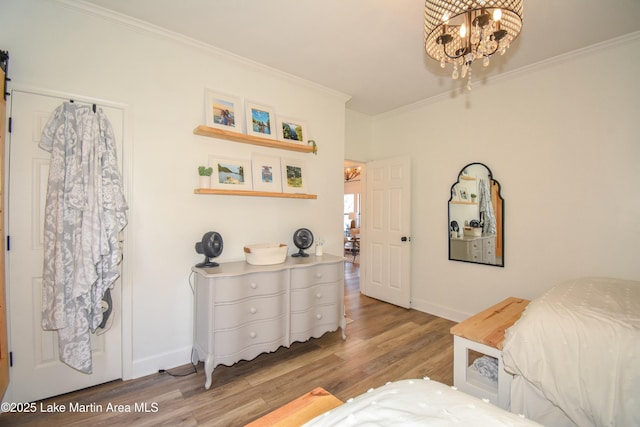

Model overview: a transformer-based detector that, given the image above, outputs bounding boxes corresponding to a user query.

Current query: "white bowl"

[244,243,288,265]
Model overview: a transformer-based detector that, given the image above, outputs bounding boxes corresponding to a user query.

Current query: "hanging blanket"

[39,101,127,373]
[478,178,496,235]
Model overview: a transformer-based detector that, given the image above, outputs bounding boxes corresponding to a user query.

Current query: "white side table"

[450,297,530,410]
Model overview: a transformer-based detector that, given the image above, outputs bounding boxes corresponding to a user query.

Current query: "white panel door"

[361,156,411,308]
[6,90,123,402]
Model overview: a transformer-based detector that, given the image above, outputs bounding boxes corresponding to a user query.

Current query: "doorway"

[6,90,126,403]
[344,161,364,266]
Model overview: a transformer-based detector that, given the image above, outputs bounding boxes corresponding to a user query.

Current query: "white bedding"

[303,378,541,426]
[502,277,640,427]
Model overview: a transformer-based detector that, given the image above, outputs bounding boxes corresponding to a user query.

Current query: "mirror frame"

[448,162,504,267]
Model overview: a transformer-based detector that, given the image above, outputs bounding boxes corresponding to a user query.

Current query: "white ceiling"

[80,0,640,116]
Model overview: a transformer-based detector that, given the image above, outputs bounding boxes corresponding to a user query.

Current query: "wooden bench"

[450,297,530,409]
[245,387,343,427]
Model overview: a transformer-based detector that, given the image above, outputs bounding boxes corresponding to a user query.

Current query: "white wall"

[345,109,373,162]
[348,34,640,321]
[1,0,348,378]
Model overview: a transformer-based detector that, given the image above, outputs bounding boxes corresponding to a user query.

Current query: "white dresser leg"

[204,355,214,390]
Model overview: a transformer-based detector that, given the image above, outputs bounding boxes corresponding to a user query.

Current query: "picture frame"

[458,187,469,201]
[204,89,244,132]
[245,101,277,139]
[209,156,253,190]
[281,157,308,194]
[277,116,308,145]
[251,153,282,192]
[451,186,459,201]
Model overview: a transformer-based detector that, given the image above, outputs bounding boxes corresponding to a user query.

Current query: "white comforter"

[303,378,541,426]
[502,277,640,427]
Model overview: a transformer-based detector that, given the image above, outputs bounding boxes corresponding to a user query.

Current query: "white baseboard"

[130,345,194,380]
[411,298,471,323]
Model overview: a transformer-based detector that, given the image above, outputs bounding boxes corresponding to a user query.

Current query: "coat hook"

[92,104,96,113]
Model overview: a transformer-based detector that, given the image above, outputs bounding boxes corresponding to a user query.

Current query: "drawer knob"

[316,314,323,320]
[250,283,258,289]
[316,293,322,299]
[250,332,257,339]
[315,272,323,278]
[250,307,257,314]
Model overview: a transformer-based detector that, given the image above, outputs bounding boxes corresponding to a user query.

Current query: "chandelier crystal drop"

[424,0,523,90]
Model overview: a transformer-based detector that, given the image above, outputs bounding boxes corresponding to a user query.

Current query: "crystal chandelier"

[424,0,523,90]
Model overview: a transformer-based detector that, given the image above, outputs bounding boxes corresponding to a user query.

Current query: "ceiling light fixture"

[424,0,523,90]
[344,167,361,182]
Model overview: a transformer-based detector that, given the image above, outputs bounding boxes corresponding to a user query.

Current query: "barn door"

[0,52,9,401]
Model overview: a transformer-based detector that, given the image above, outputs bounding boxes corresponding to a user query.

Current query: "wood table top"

[245,387,343,427]
[450,297,530,350]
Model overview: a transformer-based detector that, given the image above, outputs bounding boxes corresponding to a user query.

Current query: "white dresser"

[191,254,346,389]
[450,235,496,264]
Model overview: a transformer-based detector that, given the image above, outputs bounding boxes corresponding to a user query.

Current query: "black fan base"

[195,257,220,268]
[291,249,310,257]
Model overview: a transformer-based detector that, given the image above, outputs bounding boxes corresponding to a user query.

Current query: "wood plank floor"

[0,262,456,426]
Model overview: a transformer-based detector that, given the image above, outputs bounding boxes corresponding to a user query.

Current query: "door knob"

[401,236,411,242]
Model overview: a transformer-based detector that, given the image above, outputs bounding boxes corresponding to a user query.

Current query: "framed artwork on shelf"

[281,157,308,194]
[251,153,282,192]
[245,101,277,140]
[451,186,459,201]
[458,186,469,201]
[209,156,253,190]
[277,116,308,145]
[204,89,244,132]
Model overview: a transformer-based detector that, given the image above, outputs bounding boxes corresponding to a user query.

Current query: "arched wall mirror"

[448,162,504,267]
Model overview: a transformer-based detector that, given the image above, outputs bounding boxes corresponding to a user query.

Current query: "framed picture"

[204,89,244,132]
[277,116,308,144]
[281,157,308,194]
[209,156,253,190]
[251,153,282,192]
[245,101,277,139]
[451,186,459,201]
[458,187,469,201]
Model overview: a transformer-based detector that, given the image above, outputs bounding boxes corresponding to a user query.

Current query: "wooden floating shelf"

[451,201,477,205]
[194,188,317,199]
[193,125,315,154]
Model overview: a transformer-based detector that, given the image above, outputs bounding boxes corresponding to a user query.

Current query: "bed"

[501,277,640,427]
[302,378,541,426]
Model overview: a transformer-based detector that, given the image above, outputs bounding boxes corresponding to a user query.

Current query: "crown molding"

[379,30,640,119]
[52,0,351,104]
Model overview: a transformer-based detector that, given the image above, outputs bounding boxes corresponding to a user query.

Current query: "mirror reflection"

[448,163,504,267]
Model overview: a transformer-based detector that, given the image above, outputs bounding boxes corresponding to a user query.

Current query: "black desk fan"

[291,228,314,257]
[195,231,223,267]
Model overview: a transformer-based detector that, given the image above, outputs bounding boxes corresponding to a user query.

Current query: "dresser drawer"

[290,304,338,334]
[291,264,340,289]
[291,283,338,311]
[483,236,496,247]
[214,316,286,358]
[214,271,287,302]
[469,249,483,262]
[469,240,482,251]
[214,295,286,330]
